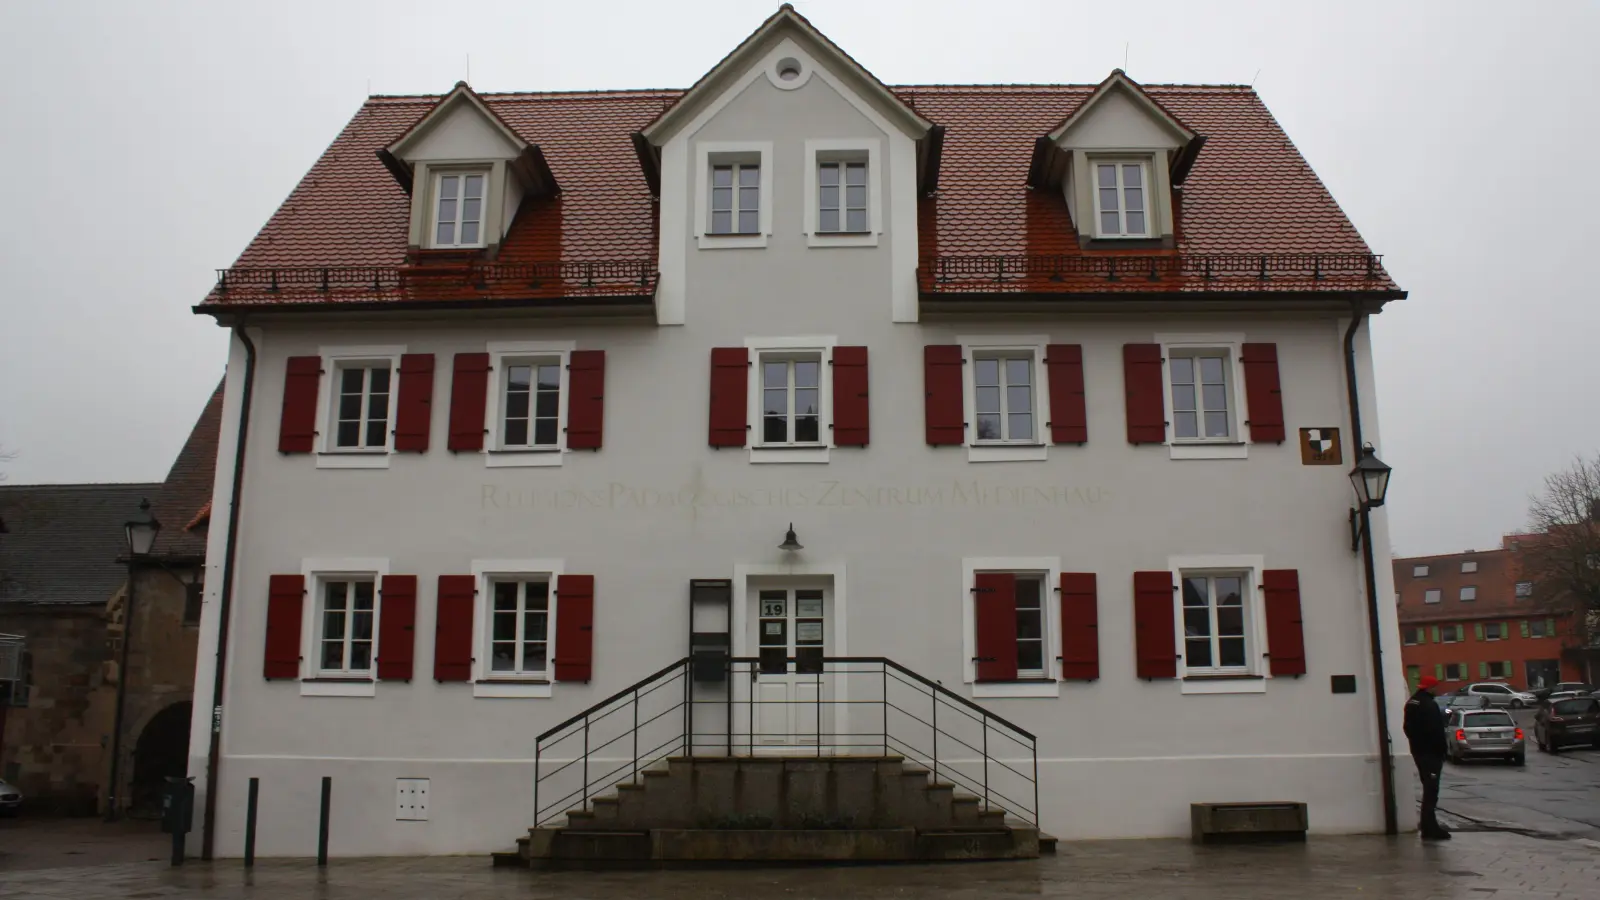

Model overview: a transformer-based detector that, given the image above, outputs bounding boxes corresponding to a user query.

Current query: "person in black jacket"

[1402,675,1451,840]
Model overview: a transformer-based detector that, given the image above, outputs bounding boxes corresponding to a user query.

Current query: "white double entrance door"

[744,581,833,751]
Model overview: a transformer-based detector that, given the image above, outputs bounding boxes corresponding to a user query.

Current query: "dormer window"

[1092,160,1150,238]
[433,171,488,248]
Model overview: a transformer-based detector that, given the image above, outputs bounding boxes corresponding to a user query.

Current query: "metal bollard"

[243,778,259,867]
[316,777,331,866]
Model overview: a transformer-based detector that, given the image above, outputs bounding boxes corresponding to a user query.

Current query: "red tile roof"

[202,83,1397,308]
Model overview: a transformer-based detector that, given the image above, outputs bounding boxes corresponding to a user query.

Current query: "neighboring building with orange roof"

[184,5,1412,857]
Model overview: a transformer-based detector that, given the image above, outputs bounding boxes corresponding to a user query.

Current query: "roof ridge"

[0,482,161,490]
[367,87,685,103]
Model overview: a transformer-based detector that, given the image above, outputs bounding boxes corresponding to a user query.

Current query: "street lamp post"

[106,499,160,821]
[1346,445,1396,835]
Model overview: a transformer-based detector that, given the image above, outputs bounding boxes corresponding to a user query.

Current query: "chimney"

[1589,497,1600,522]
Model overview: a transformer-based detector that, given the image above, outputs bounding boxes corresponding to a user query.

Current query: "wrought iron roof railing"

[925,252,1389,291]
[213,260,657,295]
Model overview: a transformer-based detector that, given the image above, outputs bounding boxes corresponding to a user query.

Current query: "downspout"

[200,322,255,860]
[1344,307,1398,836]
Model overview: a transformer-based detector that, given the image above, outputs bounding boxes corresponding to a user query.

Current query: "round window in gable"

[776,57,803,82]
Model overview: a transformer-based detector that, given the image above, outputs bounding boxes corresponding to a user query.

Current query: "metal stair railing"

[533,656,1040,828]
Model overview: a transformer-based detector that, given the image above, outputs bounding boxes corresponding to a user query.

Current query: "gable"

[1057,86,1185,150]
[393,95,524,162]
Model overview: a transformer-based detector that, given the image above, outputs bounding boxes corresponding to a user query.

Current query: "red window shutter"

[565,350,606,450]
[924,345,965,446]
[1263,569,1307,676]
[554,574,595,683]
[433,575,476,682]
[447,352,491,452]
[973,572,1019,682]
[1059,573,1099,680]
[393,354,435,452]
[708,348,748,447]
[263,574,304,679]
[278,356,322,453]
[1123,344,1165,444]
[1046,344,1088,444]
[376,575,417,681]
[1241,343,1286,443]
[831,346,870,446]
[1133,570,1177,679]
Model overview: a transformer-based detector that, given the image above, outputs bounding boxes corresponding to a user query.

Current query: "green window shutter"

[1521,620,1530,638]
[1479,661,1489,678]
[1475,623,1485,641]
[1431,625,1440,643]
[1434,663,1444,679]
[1547,617,1556,636]
[1504,659,1513,676]
[1406,666,1420,690]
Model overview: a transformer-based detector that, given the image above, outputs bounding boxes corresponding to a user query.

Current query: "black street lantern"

[125,498,161,558]
[778,523,803,552]
[1348,445,1393,510]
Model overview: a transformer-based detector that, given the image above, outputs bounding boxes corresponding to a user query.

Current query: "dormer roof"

[376,81,559,198]
[1027,69,1206,190]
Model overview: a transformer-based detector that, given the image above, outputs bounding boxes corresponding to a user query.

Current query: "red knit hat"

[1417,675,1440,690]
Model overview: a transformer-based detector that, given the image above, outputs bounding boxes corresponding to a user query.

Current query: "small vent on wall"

[396,778,429,821]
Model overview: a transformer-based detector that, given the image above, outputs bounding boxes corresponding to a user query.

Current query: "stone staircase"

[497,755,1052,867]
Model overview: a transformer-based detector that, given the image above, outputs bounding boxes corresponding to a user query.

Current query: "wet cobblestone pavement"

[4,827,1600,899]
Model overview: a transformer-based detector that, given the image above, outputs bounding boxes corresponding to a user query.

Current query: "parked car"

[0,777,21,815]
[1542,690,1585,706]
[1462,682,1538,709]
[1534,682,1595,701]
[1445,708,1525,765]
[1437,691,1491,714]
[1534,696,1600,752]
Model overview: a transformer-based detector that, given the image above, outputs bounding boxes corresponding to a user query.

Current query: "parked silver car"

[1462,681,1538,709]
[1446,708,1525,765]
[0,777,21,814]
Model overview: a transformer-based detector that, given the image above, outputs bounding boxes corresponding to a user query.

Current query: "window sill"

[971,680,1060,699]
[967,443,1047,464]
[1180,674,1266,695]
[474,680,553,699]
[300,678,376,698]
[316,450,392,470]
[806,232,879,248]
[485,448,564,468]
[697,233,768,250]
[1169,441,1248,460]
[749,445,830,465]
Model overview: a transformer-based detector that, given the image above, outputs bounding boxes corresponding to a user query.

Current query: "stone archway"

[129,701,190,816]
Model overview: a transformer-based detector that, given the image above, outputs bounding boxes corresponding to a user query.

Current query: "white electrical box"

[395,778,429,821]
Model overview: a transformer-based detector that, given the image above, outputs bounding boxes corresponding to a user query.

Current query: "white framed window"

[1444,663,1466,680]
[746,336,835,464]
[1460,586,1477,601]
[958,335,1050,463]
[1461,560,1478,574]
[1440,624,1464,643]
[1516,581,1534,598]
[1402,626,1424,646]
[1157,334,1248,460]
[1486,661,1512,679]
[315,345,404,469]
[1090,159,1151,238]
[1528,618,1551,638]
[332,364,391,451]
[960,556,1063,698]
[1170,554,1268,693]
[471,559,563,698]
[1413,565,1430,577]
[1483,621,1505,641]
[488,578,551,676]
[299,557,388,696]
[1424,589,1442,604]
[803,139,883,247]
[484,341,573,468]
[431,170,488,248]
[694,142,772,249]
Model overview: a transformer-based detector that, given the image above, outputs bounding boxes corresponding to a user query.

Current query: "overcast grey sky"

[0,0,1595,556]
